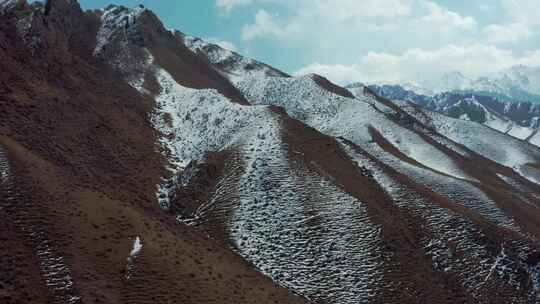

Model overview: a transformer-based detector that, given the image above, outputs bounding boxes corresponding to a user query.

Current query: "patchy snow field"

[228,116,385,304]
[341,141,538,302]
[182,34,287,82]
[0,146,81,304]
[396,101,540,184]
[122,47,387,302]
[236,75,474,182]
[234,75,529,231]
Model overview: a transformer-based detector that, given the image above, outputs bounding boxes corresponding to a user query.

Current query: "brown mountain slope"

[2,1,540,304]
[0,1,307,303]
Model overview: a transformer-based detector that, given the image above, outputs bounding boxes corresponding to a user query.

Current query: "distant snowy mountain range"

[354,68,540,146]
[373,66,540,103]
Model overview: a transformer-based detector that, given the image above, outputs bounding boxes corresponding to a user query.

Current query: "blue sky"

[78,0,540,85]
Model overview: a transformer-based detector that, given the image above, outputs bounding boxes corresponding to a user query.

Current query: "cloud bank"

[217,0,540,84]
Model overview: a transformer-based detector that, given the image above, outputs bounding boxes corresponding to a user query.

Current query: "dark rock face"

[44,0,52,15]
[170,156,223,219]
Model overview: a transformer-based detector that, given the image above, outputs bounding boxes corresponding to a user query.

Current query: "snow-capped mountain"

[485,65,540,98]
[415,71,472,95]
[2,1,540,304]
[366,83,540,146]
[374,67,540,103]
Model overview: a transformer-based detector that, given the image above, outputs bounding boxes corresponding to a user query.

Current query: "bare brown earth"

[0,137,307,304]
[311,74,355,99]
[0,1,307,303]
[3,1,540,304]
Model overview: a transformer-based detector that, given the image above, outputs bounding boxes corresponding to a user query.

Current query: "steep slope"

[180,32,289,82]
[0,1,308,304]
[3,2,540,304]
[238,76,540,297]
[121,37,460,304]
[185,36,540,302]
[79,5,540,304]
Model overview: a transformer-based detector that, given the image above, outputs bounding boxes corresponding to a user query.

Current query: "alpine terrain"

[363,67,540,147]
[1,1,540,304]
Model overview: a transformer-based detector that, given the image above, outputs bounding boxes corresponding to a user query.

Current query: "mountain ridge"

[366,66,540,103]
[2,1,540,304]
[365,83,540,146]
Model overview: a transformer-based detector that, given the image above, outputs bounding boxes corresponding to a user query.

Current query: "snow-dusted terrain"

[367,83,540,147]
[0,146,81,304]
[0,0,17,12]
[395,100,540,184]
[237,75,473,181]
[129,56,387,303]
[371,66,540,102]
[181,33,288,82]
[89,9,540,302]
[340,141,536,302]
[229,116,385,304]
[3,3,540,303]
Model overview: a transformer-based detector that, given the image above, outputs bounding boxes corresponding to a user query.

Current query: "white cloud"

[419,1,477,31]
[217,0,538,86]
[217,0,412,18]
[502,0,540,27]
[295,45,540,85]
[483,23,532,44]
[241,9,282,40]
[206,38,238,51]
[216,0,255,12]
[312,0,412,20]
[240,0,477,43]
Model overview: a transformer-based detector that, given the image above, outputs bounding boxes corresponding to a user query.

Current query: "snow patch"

[31,231,81,303]
[459,113,470,121]
[0,147,9,183]
[130,236,142,257]
[126,236,142,279]
[0,0,17,12]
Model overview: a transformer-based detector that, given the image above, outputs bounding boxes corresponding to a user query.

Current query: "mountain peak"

[182,33,289,81]
[94,4,149,55]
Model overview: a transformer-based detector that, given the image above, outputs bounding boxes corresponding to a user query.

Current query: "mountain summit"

[1,2,540,304]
